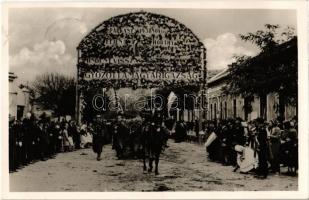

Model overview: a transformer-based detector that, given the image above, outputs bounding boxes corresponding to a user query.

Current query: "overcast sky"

[8,8,296,84]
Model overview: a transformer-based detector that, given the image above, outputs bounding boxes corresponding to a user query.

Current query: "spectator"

[62,123,71,152]
[269,120,281,175]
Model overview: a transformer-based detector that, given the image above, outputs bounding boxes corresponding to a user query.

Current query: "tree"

[31,73,76,118]
[223,24,297,119]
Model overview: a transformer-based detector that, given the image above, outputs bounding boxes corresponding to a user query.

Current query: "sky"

[8,8,297,84]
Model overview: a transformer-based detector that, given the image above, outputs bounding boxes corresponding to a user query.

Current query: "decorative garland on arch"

[77,11,207,91]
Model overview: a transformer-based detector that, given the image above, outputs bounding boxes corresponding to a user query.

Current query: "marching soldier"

[92,116,106,161]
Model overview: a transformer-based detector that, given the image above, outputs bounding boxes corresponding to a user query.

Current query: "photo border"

[1,0,308,199]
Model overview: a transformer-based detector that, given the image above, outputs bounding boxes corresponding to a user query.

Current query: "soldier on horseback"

[141,107,169,175]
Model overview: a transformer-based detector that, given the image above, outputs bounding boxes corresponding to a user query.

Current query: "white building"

[207,69,297,122]
[206,37,297,122]
[9,72,31,120]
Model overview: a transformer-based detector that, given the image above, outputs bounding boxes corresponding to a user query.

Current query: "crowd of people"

[8,113,93,172]
[201,117,298,179]
[91,113,169,161]
[9,111,298,179]
[9,111,165,172]
[163,116,298,179]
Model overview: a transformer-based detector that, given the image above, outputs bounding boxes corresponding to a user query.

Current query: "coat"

[62,129,70,147]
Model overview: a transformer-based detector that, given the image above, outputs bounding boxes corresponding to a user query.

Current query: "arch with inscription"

[76,11,207,122]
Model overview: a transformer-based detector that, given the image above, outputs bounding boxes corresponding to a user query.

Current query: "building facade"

[9,72,31,120]
[206,68,297,122]
[206,37,297,122]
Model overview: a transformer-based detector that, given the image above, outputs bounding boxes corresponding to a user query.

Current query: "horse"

[141,121,168,175]
[112,121,129,159]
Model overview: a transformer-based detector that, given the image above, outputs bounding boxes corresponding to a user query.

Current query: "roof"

[207,68,229,85]
[206,37,297,87]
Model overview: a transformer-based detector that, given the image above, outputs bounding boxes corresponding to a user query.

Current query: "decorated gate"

[76,11,207,123]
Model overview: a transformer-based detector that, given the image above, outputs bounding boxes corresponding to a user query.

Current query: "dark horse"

[141,121,168,175]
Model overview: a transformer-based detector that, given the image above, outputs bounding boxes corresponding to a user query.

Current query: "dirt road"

[10,141,297,191]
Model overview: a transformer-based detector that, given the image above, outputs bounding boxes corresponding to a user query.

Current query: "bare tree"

[31,73,76,117]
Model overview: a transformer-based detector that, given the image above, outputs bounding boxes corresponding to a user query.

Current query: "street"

[10,141,298,191]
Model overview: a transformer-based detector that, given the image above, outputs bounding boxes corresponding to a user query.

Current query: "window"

[244,97,250,121]
[210,104,213,120]
[224,101,227,119]
[220,101,223,119]
[233,99,237,118]
[17,105,24,120]
[260,95,267,119]
[214,103,217,120]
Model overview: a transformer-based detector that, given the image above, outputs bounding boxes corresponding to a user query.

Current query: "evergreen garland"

[77,11,206,91]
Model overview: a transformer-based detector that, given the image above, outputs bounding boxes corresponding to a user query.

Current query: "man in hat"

[22,112,36,163]
[255,118,269,179]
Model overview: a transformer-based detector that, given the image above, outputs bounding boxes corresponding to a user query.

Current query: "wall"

[206,78,297,122]
[9,72,31,120]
